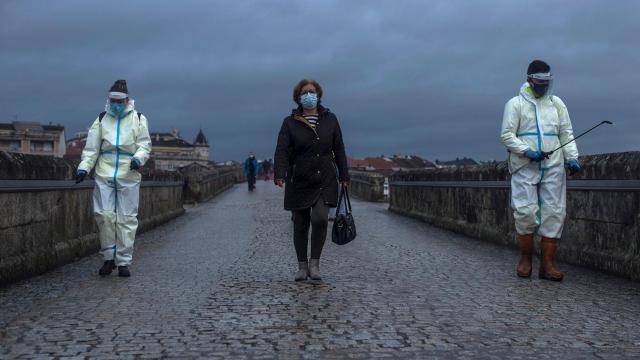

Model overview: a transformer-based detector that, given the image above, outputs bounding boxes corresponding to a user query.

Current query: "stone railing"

[348,170,388,202]
[0,152,248,286]
[389,152,640,281]
[0,152,184,286]
[179,166,244,204]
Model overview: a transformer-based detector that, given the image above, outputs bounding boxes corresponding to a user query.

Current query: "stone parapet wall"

[349,170,387,202]
[0,151,185,286]
[179,166,244,204]
[389,152,640,280]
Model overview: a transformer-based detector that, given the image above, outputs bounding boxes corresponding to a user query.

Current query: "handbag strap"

[336,185,345,214]
[343,186,352,214]
[335,185,351,215]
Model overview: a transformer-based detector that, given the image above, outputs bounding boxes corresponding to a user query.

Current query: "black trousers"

[292,198,330,262]
[247,173,256,190]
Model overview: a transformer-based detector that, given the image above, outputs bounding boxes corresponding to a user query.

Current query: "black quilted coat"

[274,105,349,210]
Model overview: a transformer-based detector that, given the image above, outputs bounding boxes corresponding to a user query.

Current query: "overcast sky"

[1,0,638,162]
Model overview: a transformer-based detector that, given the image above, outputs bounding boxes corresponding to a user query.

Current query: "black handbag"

[331,185,357,245]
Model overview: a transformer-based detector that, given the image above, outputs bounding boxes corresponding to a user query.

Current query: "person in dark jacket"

[244,153,258,191]
[262,158,272,181]
[274,79,350,281]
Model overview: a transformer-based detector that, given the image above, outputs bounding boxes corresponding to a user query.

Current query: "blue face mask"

[300,92,318,110]
[110,103,125,115]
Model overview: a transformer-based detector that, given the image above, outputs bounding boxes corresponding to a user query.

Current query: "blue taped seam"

[517,132,559,137]
[101,150,134,157]
[113,114,123,261]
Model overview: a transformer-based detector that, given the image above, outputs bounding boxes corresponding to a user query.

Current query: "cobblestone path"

[2,182,640,359]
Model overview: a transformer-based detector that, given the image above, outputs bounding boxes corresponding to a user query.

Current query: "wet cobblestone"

[1,181,640,359]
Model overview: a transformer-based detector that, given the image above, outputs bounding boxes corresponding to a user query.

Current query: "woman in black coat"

[274,79,349,281]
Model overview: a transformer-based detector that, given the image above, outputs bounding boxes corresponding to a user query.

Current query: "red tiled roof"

[66,138,86,156]
[349,157,395,170]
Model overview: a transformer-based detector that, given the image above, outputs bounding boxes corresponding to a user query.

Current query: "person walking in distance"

[274,79,350,281]
[262,158,273,181]
[244,152,258,191]
[75,79,152,277]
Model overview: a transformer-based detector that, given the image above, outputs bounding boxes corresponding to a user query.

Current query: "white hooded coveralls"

[79,99,152,266]
[500,83,579,238]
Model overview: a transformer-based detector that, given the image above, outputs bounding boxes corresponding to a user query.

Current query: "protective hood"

[105,98,136,116]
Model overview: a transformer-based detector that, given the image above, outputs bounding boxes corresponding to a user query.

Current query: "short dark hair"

[292,79,323,105]
[527,60,550,75]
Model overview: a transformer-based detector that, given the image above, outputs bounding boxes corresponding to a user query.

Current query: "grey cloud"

[1,0,638,161]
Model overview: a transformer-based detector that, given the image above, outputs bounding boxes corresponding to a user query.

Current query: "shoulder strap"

[516,97,523,135]
[96,112,106,155]
[550,96,563,117]
[137,112,143,120]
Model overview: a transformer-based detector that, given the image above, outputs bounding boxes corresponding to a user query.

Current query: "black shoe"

[99,260,116,276]
[118,266,131,277]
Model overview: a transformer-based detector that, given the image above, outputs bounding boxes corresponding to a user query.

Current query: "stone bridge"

[1,151,640,359]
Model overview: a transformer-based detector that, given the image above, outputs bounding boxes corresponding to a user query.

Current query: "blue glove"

[75,169,88,184]
[130,158,141,170]
[566,159,581,175]
[524,149,547,162]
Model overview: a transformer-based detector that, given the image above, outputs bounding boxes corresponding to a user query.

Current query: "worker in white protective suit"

[500,60,581,282]
[76,79,152,277]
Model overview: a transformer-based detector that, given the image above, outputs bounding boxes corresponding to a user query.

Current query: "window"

[30,141,54,153]
[0,140,21,152]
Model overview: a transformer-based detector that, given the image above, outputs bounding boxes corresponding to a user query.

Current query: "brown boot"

[539,237,564,281]
[516,234,534,278]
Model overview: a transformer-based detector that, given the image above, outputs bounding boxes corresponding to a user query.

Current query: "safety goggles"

[527,72,553,81]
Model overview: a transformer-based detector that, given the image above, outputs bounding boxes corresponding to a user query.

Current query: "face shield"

[527,72,553,97]
[107,92,129,116]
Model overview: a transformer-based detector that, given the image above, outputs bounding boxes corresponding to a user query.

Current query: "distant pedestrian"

[274,79,350,281]
[75,79,152,278]
[244,152,258,191]
[261,158,272,181]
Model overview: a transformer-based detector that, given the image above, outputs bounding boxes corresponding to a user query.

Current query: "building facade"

[151,129,210,171]
[0,121,66,157]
